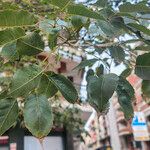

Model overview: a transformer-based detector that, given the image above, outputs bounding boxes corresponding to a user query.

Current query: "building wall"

[108,74,150,150]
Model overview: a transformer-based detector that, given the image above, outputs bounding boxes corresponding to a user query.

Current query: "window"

[58,62,66,73]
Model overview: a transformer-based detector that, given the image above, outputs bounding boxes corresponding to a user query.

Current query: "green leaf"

[87,74,119,113]
[37,73,58,98]
[116,12,138,21]
[0,28,25,46]
[0,99,18,135]
[74,59,98,70]
[109,46,125,62]
[93,0,107,7]
[1,32,44,59]
[0,10,37,28]
[49,73,78,103]
[127,23,150,36]
[119,2,150,13]
[0,90,8,100]
[16,32,44,56]
[48,32,58,51]
[134,45,150,51]
[71,16,87,30]
[116,77,134,120]
[9,65,42,97]
[1,42,19,61]
[135,52,150,80]
[96,64,104,77]
[110,16,126,30]
[120,68,132,78]
[97,20,122,37]
[142,80,150,98]
[86,69,94,81]
[67,4,104,20]
[49,0,72,9]
[24,94,53,138]
[0,1,19,10]
[100,8,115,19]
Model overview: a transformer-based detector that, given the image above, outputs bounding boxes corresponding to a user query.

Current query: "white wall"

[108,100,122,150]
[24,136,64,150]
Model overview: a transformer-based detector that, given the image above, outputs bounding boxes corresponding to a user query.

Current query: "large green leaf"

[16,32,44,56]
[67,4,104,20]
[127,23,150,36]
[109,46,125,62]
[0,10,37,28]
[1,32,44,60]
[24,94,53,138]
[0,28,25,46]
[87,74,119,113]
[9,65,42,97]
[142,80,150,98]
[38,73,58,98]
[119,2,150,13]
[49,73,78,103]
[1,42,19,61]
[116,77,134,120]
[0,99,18,135]
[135,52,150,80]
[74,59,98,70]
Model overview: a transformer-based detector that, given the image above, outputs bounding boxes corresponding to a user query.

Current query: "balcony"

[118,122,132,136]
[116,111,125,123]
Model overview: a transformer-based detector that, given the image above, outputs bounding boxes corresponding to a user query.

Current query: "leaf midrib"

[8,70,43,96]
[0,100,17,134]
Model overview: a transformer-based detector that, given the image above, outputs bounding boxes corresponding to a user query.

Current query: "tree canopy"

[0,0,150,138]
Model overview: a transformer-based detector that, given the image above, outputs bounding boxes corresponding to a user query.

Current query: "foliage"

[0,0,150,138]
